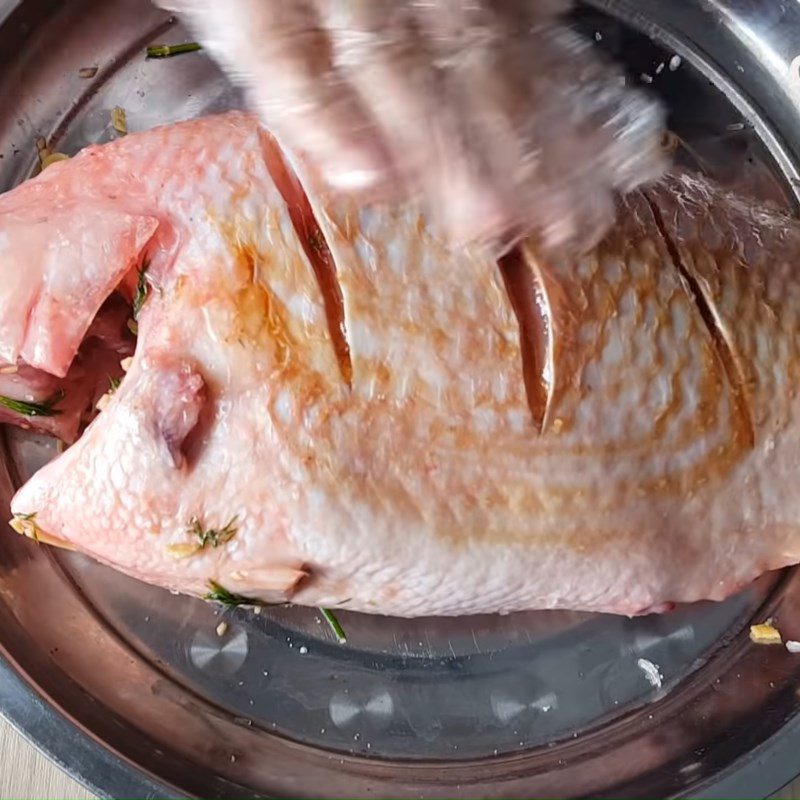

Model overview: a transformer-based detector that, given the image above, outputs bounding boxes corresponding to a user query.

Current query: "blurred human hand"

[159,0,667,254]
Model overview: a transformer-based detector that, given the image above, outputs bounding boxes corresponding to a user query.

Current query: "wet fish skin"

[2,112,800,617]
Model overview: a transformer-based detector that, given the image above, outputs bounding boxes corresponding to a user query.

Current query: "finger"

[320,0,508,243]
[164,0,394,192]
[412,1,536,246]
[319,0,433,189]
[416,0,664,252]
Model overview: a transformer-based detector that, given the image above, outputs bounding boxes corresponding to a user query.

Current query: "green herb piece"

[308,230,329,257]
[320,608,347,643]
[10,511,41,542]
[189,516,238,550]
[146,42,203,59]
[132,260,151,320]
[108,375,122,394]
[0,389,64,418]
[203,580,258,608]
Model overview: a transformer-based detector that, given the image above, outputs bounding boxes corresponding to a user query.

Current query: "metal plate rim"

[5,637,800,800]
[0,653,180,800]
[1,0,800,797]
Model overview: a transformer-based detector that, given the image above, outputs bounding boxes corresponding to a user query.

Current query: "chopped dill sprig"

[203,580,258,608]
[132,260,151,320]
[0,389,64,418]
[320,608,347,643]
[308,230,330,257]
[190,516,238,550]
[146,42,203,59]
[9,511,41,542]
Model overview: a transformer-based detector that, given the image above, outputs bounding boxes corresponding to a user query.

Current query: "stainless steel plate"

[2,0,800,797]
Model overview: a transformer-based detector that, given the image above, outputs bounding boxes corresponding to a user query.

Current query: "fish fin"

[0,203,157,376]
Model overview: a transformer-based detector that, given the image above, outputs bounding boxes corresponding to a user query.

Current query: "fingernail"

[323,140,393,192]
[326,164,382,191]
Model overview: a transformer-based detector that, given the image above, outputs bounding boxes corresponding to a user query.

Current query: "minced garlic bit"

[36,136,69,171]
[787,641,800,654]
[750,620,783,645]
[216,621,229,637]
[166,542,201,560]
[41,153,69,169]
[111,106,128,135]
[9,511,41,542]
[78,66,98,79]
[120,357,133,373]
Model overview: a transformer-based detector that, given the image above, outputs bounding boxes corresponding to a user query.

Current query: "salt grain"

[669,55,682,71]
[787,640,800,654]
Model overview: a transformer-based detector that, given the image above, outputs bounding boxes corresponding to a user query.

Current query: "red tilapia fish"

[1,111,798,617]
